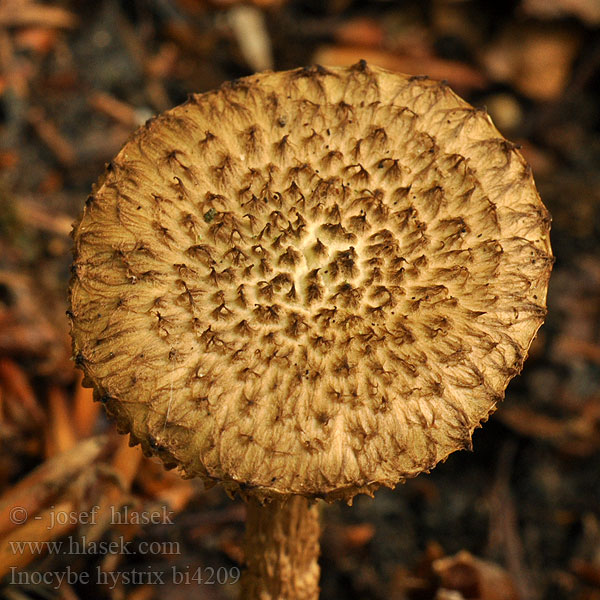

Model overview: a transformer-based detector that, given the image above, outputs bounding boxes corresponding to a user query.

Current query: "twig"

[72,372,99,438]
[313,46,487,92]
[27,106,76,167]
[88,91,139,129]
[0,500,75,577]
[0,2,78,29]
[15,197,73,237]
[228,4,273,72]
[488,441,539,599]
[84,438,143,543]
[0,436,108,538]
[0,358,44,425]
[45,385,77,457]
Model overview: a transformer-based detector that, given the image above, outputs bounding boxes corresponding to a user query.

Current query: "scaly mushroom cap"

[69,62,552,502]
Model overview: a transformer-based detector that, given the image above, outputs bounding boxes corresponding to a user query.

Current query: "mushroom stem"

[241,495,321,600]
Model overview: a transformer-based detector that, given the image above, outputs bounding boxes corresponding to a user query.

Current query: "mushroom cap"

[69,62,552,502]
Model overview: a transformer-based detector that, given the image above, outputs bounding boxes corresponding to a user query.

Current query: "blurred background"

[0,0,599,598]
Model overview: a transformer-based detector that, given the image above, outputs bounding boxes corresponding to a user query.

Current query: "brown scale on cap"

[69,63,552,506]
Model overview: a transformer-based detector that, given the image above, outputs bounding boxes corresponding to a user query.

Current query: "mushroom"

[69,62,552,599]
